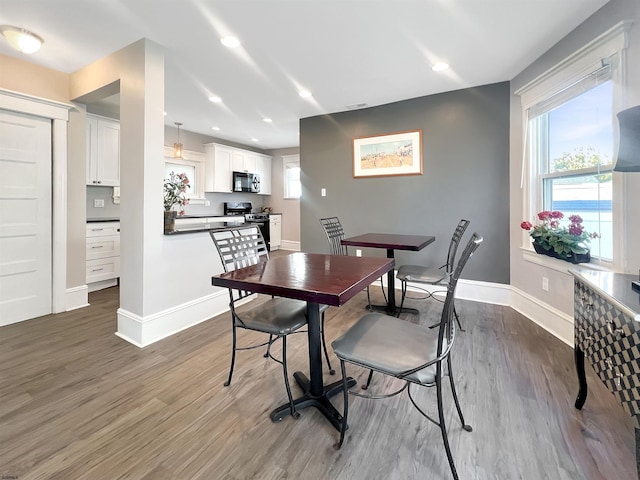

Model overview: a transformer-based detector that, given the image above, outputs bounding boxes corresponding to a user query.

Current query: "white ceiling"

[1,0,610,149]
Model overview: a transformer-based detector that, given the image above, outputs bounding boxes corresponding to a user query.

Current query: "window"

[529,77,613,260]
[283,155,301,199]
[517,21,630,267]
[163,146,205,201]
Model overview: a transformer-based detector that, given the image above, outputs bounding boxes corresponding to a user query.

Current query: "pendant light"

[174,122,183,159]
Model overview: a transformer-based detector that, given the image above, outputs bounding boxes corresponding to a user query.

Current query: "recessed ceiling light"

[263,118,272,123]
[209,96,222,103]
[251,138,259,142]
[212,126,220,131]
[0,25,43,54]
[163,111,167,116]
[346,103,368,110]
[298,90,312,98]
[432,62,449,72]
[220,36,240,48]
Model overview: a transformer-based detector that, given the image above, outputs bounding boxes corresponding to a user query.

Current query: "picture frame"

[353,130,422,178]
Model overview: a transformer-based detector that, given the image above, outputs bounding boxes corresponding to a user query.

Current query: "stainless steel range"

[223,202,271,251]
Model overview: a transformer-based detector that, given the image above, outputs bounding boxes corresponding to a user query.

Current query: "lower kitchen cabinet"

[86,221,120,292]
[269,214,282,250]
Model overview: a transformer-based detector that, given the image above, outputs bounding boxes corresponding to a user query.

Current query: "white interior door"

[0,110,52,326]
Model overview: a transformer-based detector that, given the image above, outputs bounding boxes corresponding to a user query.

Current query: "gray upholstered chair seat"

[332,312,439,385]
[236,297,309,335]
[396,265,447,285]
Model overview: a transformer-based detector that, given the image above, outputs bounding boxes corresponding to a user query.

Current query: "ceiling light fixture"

[0,25,43,54]
[174,122,183,159]
[209,96,222,103]
[220,36,241,48]
[298,90,312,98]
[432,62,450,72]
[212,126,220,131]
[251,138,259,142]
[263,118,272,123]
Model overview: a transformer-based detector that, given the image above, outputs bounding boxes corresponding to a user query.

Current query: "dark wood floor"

[0,260,635,479]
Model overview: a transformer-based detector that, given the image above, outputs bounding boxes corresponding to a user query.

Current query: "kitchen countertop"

[166,220,246,235]
[87,217,120,222]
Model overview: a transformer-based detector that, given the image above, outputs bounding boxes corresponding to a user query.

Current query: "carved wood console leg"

[574,347,588,409]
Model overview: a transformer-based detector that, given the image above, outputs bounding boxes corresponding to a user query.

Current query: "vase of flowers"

[521,211,599,264]
[164,171,190,233]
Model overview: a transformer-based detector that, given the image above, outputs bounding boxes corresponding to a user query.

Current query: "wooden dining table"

[211,251,394,430]
[341,233,435,316]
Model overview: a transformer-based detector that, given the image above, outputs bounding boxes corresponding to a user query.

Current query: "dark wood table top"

[211,252,394,307]
[341,233,435,251]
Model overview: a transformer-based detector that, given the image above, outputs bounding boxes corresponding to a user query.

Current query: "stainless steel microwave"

[232,171,260,193]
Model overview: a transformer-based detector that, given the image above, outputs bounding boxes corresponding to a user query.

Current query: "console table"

[570,269,640,478]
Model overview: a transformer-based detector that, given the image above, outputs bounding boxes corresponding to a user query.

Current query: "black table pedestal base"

[368,303,419,316]
[270,371,356,431]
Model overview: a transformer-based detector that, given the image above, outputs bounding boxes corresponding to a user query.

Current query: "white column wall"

[70,39,228,346]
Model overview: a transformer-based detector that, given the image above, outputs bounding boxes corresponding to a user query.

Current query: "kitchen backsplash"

[87,186,269,219]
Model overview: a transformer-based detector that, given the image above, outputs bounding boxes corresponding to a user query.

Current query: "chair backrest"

[210,226,269,302]
[319,217,348,256]
[437,232,482,354]
[444,219,471,274]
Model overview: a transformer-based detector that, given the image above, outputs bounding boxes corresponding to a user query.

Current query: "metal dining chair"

[331,232,483,480]
[396,219,470,330]
[319,217,387,311]
[210,225,331,418]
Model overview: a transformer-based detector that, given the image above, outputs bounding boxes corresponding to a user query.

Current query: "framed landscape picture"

[353,130,422,178]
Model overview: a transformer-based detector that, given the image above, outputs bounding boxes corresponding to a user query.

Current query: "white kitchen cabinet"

[204,143,272,194]
[86,222,120,291]
[86,114,120,186]
[204,143,233,193]
[232,151,257,173]
[269,214,282,250]
[256,154,272,195]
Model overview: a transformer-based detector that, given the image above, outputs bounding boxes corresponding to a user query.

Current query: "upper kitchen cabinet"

[86,114,120,186]
[204,143,233,193]
[204,143,272,195]
[232,151,257,173]
[256,154,272,195]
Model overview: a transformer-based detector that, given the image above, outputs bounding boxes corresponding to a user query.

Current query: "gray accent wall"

[300,82,510,284]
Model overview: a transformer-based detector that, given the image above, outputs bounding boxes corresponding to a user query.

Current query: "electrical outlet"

[204,200,211,206]
[94,199,104,208]
[356,249,362,257]
[542,277,549,291]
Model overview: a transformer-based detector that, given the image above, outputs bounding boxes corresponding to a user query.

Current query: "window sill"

[521,247,614,275]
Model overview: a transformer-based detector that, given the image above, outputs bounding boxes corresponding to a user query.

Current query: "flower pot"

[164,210,177,233]
[532,241,590,264]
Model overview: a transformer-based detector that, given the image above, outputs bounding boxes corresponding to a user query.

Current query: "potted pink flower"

[521,211,599,264]
[163,172,190,233]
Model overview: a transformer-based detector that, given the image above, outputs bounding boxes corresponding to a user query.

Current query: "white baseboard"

[65,285,89,311]
[88,278,118,293]
[116,289,229,347]
[113,268,572,349]
[385,270,511,306]
[280,240,300,251]
[510,286,574,346]
[401,275,572,344]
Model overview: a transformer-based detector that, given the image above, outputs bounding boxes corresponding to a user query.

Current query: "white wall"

[509,0,639,342]
[70,39,229,346]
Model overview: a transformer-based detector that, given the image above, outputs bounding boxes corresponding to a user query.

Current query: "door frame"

[0,89,73,314]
